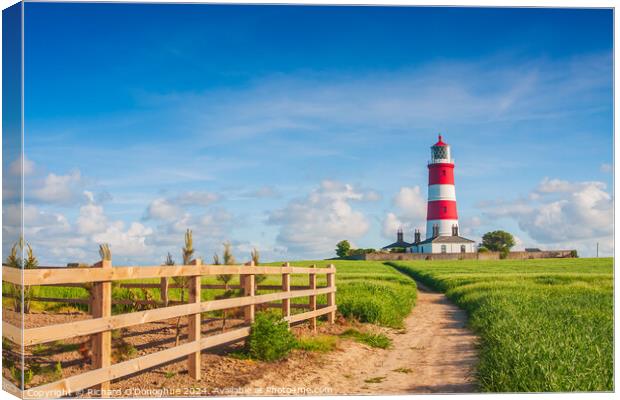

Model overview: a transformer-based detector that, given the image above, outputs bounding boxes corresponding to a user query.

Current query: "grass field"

[6,257,610,393]
[390,258,613,392]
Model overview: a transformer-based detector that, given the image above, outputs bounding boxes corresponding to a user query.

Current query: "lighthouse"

[408,134,475,254]
[426,134,458,238]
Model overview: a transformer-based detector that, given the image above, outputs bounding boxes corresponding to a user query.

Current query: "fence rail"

[2,261,337,398]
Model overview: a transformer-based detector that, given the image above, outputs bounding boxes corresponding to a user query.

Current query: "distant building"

[381,228,412,251]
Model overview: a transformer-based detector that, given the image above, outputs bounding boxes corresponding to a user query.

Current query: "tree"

[6,238,38,313]
[251,248,267,288]
[173,230,194,346]
[336,240,351,258]
[482,230,515,257]
[215,242,236,331]
[174,229,194,303]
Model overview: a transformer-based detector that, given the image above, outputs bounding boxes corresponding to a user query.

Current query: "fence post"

[309,264,317,332]
[187,259,202,380]
[91,258,112,395]
[243,261,256,323]
[160,277,169,307]
[327,264,336,324]
[282,262,291,321]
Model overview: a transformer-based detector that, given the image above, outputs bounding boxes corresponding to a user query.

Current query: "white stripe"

[428,184,456,201]
[425,219,459,239]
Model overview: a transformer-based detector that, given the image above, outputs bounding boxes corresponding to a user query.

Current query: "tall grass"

[391,258,613,392]
[267,260,417,328]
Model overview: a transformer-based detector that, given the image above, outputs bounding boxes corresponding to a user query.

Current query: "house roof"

[412,235,476,246]
[382,240,413,249]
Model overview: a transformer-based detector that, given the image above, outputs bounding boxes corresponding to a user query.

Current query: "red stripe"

[427,200,458,220]
[428,163,454,185]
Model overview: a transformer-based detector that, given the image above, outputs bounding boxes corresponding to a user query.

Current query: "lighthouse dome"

[430,134,452,163]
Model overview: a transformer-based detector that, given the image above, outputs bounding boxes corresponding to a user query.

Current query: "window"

[443,206,447,213]
[432,146,448,160]
[442,169,446,176]
[441,245,447,253]
[461,245,466,253]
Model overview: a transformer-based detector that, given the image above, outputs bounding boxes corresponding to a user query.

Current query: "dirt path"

[247,281,479,395]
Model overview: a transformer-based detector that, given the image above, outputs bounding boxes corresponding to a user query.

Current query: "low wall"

[355,250,576,261]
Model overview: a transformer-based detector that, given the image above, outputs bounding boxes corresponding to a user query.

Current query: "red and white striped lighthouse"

[426,134,459,239]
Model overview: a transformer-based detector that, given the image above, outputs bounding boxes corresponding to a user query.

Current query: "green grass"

[340,328,391,349]
[364,376,386,383]
[295,334,339,352]
[266,260,417,328]
[390,258,613,392]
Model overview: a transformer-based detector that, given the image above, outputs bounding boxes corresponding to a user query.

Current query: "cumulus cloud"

[382,186,426,239]
[92,221,154,258]
[394,186,426,219]
[145,191,220,221]
[9,191,156,265]
[268,180,371,258]
[484,177,613,254]
[32,170,84,204]
[145,198,184,221]
[9,155,35,176]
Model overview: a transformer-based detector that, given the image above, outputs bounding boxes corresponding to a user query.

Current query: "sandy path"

[246,281,479,395]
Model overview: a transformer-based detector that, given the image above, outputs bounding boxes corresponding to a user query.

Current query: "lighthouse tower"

[426,134,459,239]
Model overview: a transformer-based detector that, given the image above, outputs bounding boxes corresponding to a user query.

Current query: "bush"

[248,311,296,362]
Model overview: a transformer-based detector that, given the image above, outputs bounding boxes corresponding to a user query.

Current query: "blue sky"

[9,4,613,264]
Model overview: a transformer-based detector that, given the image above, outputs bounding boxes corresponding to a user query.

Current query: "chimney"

[397,228,404,243]
[414,229,421,244]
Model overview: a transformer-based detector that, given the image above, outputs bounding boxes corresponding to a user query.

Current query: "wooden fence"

[1,261,337,399]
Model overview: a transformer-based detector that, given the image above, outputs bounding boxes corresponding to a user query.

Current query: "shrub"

[248,311,296,362]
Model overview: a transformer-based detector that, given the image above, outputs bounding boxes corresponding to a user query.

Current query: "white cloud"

[484,178,613,255]
[9,155,35,176]
[145,191,220,221]
[382,212,403,238]
[32,170,84,204]
[381,185,426,240]
[92,221,154,258]
[76,192,108,235]
[268,180,370,258]
[145,198,184,221]
[394,186,426,219]
[600,163,612,173]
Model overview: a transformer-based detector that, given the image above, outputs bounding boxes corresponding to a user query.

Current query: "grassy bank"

[266,260,417,328]
[390,258,613,392]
